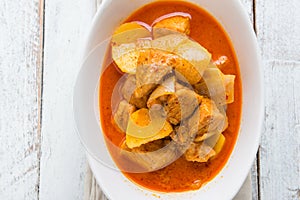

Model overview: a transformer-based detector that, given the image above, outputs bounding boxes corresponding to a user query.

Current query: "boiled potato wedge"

[112,22,151,45]
[153,15,191,38]
[174,39,211,77]
[112,43,139,74]
[112,31,211,78]
[151,34,188,52]
[126,108,173,149]
[137,48,203,84]
[223,74,235,104]
[213,133,226,154]
[112,22,151,74]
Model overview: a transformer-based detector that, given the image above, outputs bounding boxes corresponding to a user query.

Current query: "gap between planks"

[252,1,261,200]
[36,0,46,198]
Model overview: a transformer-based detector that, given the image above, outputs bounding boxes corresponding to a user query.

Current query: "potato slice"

[112,39,152,74]
[198,67,227,107]
[204,133,226,155]
[153,14,191,38]
[151,35,211,84]
[151,34,188,52]
[194,64,235,105]
[112,22,151,74]
[112,27,211,78]
[223,74,235,104]
[174,39,211,77]
[112,22,151,45]
[138,48,202,84]
[213,134,226,154]
[126,108,173,149]
[112,43,139,74]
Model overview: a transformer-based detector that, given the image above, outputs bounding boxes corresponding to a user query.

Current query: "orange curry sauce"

[99,1,242,192]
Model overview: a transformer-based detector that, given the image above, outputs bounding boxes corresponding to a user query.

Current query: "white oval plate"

[73,0,264,199]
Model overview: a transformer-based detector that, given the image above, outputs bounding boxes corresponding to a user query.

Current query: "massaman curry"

[99,1,242,192]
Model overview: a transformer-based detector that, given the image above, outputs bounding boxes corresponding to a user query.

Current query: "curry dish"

[99,1,242,192]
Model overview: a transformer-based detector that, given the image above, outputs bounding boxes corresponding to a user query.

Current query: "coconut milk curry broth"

[99,1,242,192]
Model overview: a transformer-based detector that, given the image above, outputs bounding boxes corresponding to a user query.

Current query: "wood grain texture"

[239,1,260,200]
[38,0,96,199]
[241,0,254,24]
[84,166,108,200]
[2,0,299,199]
[260,60,300,200]
[251,159,259,200]
[256,0,300,199]
[0,0,43,199]
[255,0,300,61]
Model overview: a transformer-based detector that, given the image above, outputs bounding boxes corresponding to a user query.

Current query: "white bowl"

[73,0,264,199]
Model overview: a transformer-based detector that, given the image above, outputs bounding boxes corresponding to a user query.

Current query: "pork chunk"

[184,142,216,162]
[113,100,136,132]
[121,75,136,102]
[165,88,203,125]
[135,50,173,98]
[188,98,227,140]
[170,125,190,144]
[121,75,148,108]
[120,139,178,171]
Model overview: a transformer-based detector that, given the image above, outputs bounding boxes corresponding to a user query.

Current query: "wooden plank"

[256,0,300,199]
[240,0,254,24]
[251,158,259,200]
[84,166,109,200]
[255,0,300,61]
[0,0,44,199]
[260,60,300,200]
[239,1,260,199]
[38,0,96,199]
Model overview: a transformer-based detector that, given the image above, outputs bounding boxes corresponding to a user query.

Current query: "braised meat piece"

[121,75,148,108]
[113,100,136,132]
[165,88,202,125]
[184,142,216,162]
[188,98,227,140]
[120,139,178,171]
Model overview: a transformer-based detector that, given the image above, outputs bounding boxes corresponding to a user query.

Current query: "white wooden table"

[0,0,299,199]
